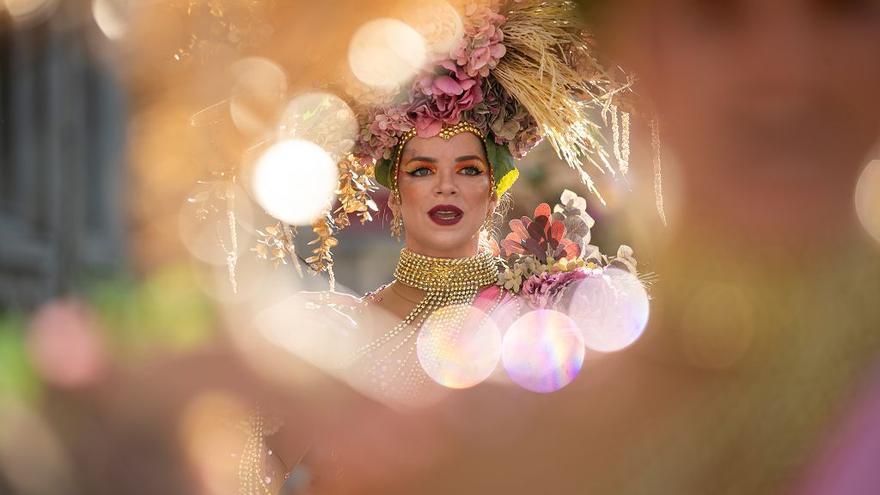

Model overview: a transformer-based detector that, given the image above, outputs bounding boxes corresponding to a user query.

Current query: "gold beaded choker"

[394,248,498,292]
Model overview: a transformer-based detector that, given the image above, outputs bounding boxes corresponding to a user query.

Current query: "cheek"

[397,176,429,203]
[460,177,492,211]
[397,177,431,221]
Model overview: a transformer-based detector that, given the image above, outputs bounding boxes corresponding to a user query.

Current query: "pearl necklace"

[351,248,500,399]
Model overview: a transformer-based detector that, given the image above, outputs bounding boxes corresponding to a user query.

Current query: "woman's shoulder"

[362,281,394,305]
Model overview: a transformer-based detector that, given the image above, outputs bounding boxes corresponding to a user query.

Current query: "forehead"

[400,131,485,160]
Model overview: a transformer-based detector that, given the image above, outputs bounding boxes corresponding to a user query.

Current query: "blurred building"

[0,4,126,311]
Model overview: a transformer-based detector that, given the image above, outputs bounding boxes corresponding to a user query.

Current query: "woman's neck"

[391,280,426,304]
[403,239,481,259]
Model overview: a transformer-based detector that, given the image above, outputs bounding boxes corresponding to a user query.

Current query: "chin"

[422,237,470,254]
[409,228,481,257]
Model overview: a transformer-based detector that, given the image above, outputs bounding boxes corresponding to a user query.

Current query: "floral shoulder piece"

[493,190,640,310]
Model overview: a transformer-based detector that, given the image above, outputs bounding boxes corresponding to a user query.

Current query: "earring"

[391,210,403,239]
[389,192,403,240]
[482,210,495,232]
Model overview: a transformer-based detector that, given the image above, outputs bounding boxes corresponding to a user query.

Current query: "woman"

[343,122,517,404]
[238,0,644,491]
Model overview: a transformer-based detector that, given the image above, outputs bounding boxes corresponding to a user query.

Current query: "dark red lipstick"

[428,204,463,226]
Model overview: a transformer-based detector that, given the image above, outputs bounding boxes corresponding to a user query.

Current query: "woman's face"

[395,131,496,258]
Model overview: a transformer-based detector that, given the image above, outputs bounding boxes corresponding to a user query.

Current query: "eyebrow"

[403,155,486,166]
[404,156,438,165]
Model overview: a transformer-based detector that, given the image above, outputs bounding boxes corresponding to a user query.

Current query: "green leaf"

[485,137,519,196]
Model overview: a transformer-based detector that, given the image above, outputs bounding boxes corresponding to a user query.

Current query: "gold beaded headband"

[390,121,496,202]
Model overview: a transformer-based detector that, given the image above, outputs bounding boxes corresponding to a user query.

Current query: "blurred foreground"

[2,0,880,493]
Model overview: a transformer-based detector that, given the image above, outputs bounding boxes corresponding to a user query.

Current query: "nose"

[433,166,459,197]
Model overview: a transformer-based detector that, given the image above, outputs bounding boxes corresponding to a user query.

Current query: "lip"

[428,204,463,226]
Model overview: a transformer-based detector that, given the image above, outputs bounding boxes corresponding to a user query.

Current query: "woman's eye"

[407,167,433,177]
[459,166,484,176]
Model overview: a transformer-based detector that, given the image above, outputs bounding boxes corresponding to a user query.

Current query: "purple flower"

[520,270,587,310]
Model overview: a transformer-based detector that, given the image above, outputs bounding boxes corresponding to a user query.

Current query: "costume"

[330,0,643,402]
[227,1,648,492]
[250,0,643,285]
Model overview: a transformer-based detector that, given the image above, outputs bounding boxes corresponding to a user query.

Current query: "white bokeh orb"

[348,18,427,90]
[229,57,288,135]
[417,305,502,389]
[92,0,134,40]
[567,268,650,353]
[251,139,337,226]
[5,0,58,25]
[502,309,585,393]
[400,0,464,59]
[855,159,880,245]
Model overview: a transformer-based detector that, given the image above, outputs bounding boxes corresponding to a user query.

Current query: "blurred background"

[1,0,880,494]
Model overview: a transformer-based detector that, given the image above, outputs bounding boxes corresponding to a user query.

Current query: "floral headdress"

[241,0,636,288]
[353,0,631,199]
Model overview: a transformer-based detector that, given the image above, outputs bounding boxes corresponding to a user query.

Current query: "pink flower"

[348,0,544,164]
[417,73,476,96]
[451,3,507,78]
[521,270,588,310]
[352,106,414,162]
[409,100,445,137]
[501,203,581,262]
[439,59,470,82]
[407,75,485,138]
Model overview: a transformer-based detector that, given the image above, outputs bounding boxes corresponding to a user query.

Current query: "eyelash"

[406,165,484,177]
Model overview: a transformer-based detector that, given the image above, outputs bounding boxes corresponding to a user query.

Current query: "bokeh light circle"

[348,18,427,89]
[4,0,58,25]
[416,304,502,389]
[229,57,288,135]
[251,139,338,225]
[567,268,650,353]
[400,0,464,59]
[855,159,880,245]
[502,309,585,393]
[254,293,358,372]
[279,92,358,162]
[26,299,106,387]
[179,181,257,267]
[178,391,251,492]
[0,400,74,494]
[92,0,134,40]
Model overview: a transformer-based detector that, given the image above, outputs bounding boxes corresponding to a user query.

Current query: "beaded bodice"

[352,248,508,402]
